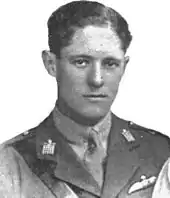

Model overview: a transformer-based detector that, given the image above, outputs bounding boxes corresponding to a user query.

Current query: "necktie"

[84,129,106,187]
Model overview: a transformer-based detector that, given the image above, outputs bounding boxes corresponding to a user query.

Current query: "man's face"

[55,25,127,120]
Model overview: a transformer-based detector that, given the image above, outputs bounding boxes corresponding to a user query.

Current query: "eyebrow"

[68,54,122,62]
[69,54,93,60]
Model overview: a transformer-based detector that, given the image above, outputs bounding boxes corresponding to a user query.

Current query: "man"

[0,1,169,198]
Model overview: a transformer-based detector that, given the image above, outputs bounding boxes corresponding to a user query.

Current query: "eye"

[73,58,89,67]
[103,59,119,68]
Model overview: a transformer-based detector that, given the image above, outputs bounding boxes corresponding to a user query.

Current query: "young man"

[0,1,170,197]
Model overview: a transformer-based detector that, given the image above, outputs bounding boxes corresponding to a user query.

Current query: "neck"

[56,99,104,126]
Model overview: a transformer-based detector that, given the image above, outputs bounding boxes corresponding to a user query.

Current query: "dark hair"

[48,0,132,58]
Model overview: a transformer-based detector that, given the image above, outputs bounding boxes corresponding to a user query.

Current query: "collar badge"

[42,139,56,155]
[122,129,135,142]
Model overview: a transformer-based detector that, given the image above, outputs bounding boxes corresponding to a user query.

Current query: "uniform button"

[23,131,29,135]
[129,121,134,125]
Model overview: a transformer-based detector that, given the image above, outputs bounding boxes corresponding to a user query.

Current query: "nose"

[87,62,104,89]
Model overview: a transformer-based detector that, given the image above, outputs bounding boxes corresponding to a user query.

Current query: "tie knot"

[87,135,97,154]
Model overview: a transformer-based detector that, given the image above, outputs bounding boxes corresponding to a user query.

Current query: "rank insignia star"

[42,139,56,155]
[128,175,157,194]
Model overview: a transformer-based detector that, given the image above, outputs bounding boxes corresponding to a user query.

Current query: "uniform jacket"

[0,112,170,198]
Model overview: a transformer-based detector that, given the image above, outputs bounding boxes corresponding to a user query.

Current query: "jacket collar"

[101,115,160,198]
[53,107,111,146]
[101,114,140,197]
[36,112,101,196]
[35,112,146,197]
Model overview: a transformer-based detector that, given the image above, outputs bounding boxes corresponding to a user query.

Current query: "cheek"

[106,70,123,90]
[58,67,86,96]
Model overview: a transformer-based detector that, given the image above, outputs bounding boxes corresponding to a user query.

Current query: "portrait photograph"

[0,0,170,197]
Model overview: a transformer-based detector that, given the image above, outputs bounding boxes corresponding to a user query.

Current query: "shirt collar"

[52,107,112,146]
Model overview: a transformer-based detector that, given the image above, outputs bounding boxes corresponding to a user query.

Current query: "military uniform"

[0,112,170,198]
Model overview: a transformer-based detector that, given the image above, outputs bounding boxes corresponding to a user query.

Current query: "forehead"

[61,25,124,60]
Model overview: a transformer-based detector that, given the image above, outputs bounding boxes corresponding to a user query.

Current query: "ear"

[42,50,58,78]
[124,56,130,70]
[121,56,130,75]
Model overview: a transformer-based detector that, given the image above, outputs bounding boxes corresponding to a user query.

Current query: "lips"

[83,94,107,98]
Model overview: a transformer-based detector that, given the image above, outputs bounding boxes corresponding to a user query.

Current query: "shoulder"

[113,113,170,160]
[113,114,170,147]
[0,127,36,162]
[0,129,37,197]
[127,120,170,158]
[0,112,54,164]
[0,128,37,182]
[128,121,170,143]
[1,127,35,147]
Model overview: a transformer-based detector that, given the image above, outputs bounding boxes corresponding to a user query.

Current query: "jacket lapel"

[101,115,141,198]
[36,113,101,196]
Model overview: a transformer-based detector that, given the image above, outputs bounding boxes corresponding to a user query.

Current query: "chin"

[80,106,109,120]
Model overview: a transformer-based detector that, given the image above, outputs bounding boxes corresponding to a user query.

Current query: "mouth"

[83,94,108,101]
[84,94,107,98]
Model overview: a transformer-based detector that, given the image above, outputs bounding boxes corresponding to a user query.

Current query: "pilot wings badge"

[128,175,157,194]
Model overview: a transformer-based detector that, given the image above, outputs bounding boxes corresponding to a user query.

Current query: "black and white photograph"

[0,0,170,197]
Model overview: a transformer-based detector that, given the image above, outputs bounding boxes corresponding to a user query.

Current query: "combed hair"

[48,0,132,57]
